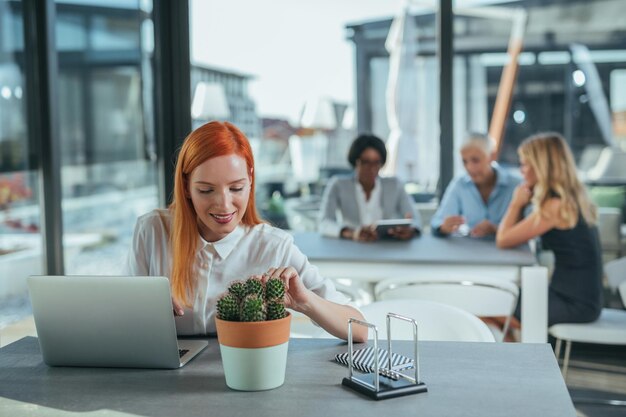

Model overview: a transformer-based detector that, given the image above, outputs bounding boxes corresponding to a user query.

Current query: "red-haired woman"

[125,121,366,342]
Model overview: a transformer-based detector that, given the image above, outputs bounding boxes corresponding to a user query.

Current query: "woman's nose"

[212,189,231,209]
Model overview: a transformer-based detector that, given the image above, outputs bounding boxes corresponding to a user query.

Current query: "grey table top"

[0,337,575,417]
[292,232,535,266]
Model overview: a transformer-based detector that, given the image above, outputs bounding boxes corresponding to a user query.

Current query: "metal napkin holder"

[342,313,428,400]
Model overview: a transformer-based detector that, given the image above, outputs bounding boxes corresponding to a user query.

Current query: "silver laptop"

[27,275,208,369]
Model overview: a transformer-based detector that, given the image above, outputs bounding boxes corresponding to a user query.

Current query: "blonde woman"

[497,132,602,327]
[125,121,366,342]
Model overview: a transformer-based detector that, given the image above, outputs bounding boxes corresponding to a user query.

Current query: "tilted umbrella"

[384,4,420,183]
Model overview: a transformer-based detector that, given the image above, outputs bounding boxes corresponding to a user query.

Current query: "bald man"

[431,133,520,237]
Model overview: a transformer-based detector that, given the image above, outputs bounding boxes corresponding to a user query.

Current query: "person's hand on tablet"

[354,225,378,242]
[340,225,378,242]
[388,225,416,240]
[388,212,418,240]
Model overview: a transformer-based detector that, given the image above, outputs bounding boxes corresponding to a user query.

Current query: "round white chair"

[549,257,626,380]
[333,281,374,307]
[361,299,495,342]
[375,276,519,341]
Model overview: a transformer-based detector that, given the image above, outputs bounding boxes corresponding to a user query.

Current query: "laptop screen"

[27,275,206,368]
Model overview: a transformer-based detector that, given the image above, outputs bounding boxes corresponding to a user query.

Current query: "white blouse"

[355,177,383,226]
[124,209,350,335]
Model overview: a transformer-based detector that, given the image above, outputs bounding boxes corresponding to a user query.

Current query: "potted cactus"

[215,276,291,391]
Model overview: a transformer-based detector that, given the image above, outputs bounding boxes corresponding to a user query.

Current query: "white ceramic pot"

[215,312,291,391]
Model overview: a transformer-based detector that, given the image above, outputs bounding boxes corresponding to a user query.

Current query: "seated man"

[431,133,520,237]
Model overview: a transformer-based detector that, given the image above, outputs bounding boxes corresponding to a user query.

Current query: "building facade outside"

[347,0,626,186]
[191,64,261,139]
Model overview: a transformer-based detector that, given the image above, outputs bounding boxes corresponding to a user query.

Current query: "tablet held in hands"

[375,218,413,238]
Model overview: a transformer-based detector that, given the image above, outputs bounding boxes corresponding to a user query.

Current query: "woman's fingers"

[259,270,273,284]
[358,225,377,241]
[442,215,465,233]
[392,226,414,239]
[264,266,297,291]
[172,298,184,316]
[513,184,532,206]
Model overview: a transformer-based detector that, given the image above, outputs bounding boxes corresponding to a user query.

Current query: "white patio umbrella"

[383,4,420,183]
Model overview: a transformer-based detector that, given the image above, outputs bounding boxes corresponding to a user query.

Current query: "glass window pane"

[90,14,140,50]
[454,1,626,166]
[189,1,412,229]
[188,0,626,231]
[56,12,87,51]
[55,0,158,275]
[0,0,44,343]
[0,1,23,51]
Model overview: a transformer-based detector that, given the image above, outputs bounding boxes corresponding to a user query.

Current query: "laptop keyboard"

[179,349,189,358]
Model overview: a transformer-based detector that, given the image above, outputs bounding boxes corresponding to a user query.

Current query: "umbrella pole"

[489,40,523,158]
[487,9,527,158]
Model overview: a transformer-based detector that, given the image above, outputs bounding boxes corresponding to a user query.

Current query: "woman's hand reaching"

[258,267,312,313]
[255,267,367,342]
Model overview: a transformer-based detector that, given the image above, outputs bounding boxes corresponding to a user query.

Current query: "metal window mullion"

[22,0,64,275]
[153,0,191,208]
[438,0,454,196]
[355,45,372,132]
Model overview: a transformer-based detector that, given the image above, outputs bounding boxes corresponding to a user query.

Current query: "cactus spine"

[245,277,264,298]
[265,278,285,301]
[240,294,266,322]
[266,298,286,320]
[216,293,240,321]
[227,280,247,300]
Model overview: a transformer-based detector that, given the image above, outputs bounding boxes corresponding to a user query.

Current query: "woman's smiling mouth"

[210,212,235,224]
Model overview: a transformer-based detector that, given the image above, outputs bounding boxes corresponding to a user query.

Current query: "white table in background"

[292,232,548,343]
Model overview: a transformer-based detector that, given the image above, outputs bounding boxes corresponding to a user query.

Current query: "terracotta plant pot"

[215,312,291,391]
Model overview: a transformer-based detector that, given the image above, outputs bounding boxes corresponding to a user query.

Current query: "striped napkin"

[335,347,414,373]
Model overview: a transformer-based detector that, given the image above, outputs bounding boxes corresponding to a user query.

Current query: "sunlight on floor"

[0,315,36,348]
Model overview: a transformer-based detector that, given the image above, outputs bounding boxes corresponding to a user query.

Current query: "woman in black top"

[497,132,602,326]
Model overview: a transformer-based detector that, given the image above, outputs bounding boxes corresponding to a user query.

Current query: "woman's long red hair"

[169,121,263,305]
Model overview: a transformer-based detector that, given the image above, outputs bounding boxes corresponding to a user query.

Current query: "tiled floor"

[565,343,626,417]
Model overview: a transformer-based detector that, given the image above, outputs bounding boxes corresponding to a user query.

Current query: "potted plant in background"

[215,276,291,391]
[0,173,36,236]
[0,174,36,259]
